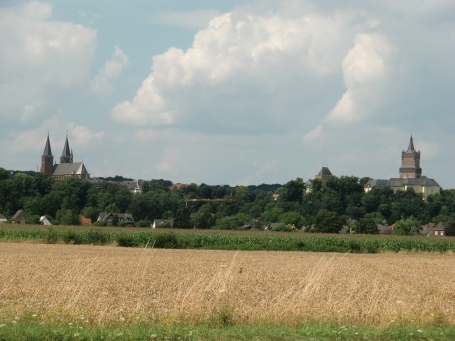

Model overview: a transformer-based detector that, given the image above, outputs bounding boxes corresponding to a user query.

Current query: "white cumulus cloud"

[111,7,357,133]
[0,1,96,120]
[90,46,129,96]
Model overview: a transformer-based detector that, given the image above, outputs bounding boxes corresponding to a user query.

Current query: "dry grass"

[1,243,454,327]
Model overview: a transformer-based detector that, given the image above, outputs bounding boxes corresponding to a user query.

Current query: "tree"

[283,178,304,203]
[445,223,455,236]
[279,211,305,229]
[355,217,379,234]
[314,210,343,233]
[174,207,191,228]
[393,216,420,235]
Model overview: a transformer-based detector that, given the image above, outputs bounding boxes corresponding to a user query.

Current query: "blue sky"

[1,0,455,187]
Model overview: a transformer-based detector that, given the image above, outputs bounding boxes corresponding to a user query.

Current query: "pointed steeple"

[42,134,52,156]
[61,134,71,158]
[406,135,415,152]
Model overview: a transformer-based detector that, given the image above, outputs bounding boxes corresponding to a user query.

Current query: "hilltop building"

[40,134,90,180]
[364,136,439,199]
[305,166,334,193]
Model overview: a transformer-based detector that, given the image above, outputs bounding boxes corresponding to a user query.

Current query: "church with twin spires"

[364,136,440,200]
[40,134,90,180]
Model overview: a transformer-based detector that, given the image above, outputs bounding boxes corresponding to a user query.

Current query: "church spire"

[61,133,71,158]
[407,135,415,152]
[60,131,72,164]
[42,133,52,156]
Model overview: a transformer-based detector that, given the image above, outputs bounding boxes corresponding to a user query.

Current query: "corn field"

[1,227,455,253]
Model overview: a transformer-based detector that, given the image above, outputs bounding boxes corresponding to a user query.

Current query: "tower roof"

[405,135,416,152]
[61,136,71,157]
[42,134,52,156]
[318,167,332,176]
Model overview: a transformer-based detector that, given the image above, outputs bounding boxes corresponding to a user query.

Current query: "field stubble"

[0,243,454,328]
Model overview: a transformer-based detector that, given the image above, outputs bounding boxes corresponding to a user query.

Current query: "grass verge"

[1,323,455,341]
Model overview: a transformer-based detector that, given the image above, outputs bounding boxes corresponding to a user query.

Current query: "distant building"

[11,210,27,224]
[97,212,134,226]
[40,133,90,180]
[0,214,7,223]
[39,216,52,225]
[305,166,334,193]
[364,136,440,200]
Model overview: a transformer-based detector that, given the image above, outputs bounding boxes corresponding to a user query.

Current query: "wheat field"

[0,242,454,327]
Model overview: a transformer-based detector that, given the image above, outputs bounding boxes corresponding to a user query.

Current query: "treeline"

[1,167,455,233]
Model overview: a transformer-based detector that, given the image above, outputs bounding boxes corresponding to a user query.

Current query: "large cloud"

[111,7,358,133]
[0,1,96,121]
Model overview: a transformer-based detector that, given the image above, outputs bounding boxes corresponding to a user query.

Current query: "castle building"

[304,166,334,193]
[40,134,90,180]
[399,135,422,179]
[364,136,439,200]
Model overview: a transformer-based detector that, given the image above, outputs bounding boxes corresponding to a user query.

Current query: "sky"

[1,0,455,188]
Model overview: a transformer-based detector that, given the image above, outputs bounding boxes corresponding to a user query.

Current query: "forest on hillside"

[1,167,455,233]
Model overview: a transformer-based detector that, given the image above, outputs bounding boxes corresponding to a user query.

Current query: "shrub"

[154,233,179,249]
[116,233,139,247]
[44,227,58,244]
[63,229,84,244]
[87,230,108,245]
[135,219,150,228]
[93,220,107,227]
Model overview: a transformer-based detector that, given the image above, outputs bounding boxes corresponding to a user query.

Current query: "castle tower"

[399,135,422,179]
[60,134,72,164]
[40,134,54,176]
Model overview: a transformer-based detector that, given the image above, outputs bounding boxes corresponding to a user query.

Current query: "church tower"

[399,135,422,179]
[40,134,54,176]
[60,134,72,164]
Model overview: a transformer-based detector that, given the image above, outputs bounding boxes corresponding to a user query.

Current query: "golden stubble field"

[1,242,454,327]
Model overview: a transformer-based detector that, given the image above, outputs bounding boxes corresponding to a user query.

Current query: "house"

[11,210,28,224]
[421,222,448,236]
[170,183,189,190]
[272,193,280,201]
[378,225,393,234]
[97,212,134,226]
[152,219,174,228]
[39,216,52,225]
[81,216,92,225]
[0,214,7,223]
[264,223,280,230]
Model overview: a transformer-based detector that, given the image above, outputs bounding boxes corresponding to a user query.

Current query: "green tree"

[279,211,305,229]
[355,217,379,234]
[174,207,191,228]
[314,210,343,233]
[393,216,420,235]
[283,178,304,203]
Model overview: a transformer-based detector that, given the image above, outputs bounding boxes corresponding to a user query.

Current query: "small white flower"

[32,314,37,317]
[12,321,17,325]
[396,300,403,304]
[119,317,125,321]
[417,329,423,333]
[151,334,157,338]
[0,324,5,328]
[74,333,79,337]
[220,265,227,268]
[68,323,73,326]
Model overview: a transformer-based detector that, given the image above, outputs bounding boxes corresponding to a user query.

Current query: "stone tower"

[40,134,54,176]
[60,135,73,164]
[399,136,422,179]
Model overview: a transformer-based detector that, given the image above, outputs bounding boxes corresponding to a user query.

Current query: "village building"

[305,167,334,193]
[11,210,28,224]
[364,136,440,200]
[0,214,7,223]
[40,134,90,180]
